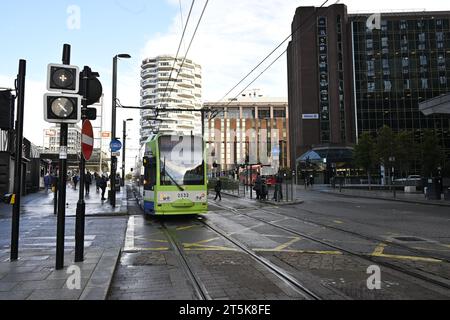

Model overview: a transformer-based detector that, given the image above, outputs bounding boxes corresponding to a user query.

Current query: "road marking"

[183,237,237,251]
[176,225,197,231]
[371,243,442,263]
[413,247,450,252]
[124,216,135,251]
[333,220,344,224]
[124,247,170,252]
[274,237,302,251]
[253,249,342,255]
[228,223,266,236]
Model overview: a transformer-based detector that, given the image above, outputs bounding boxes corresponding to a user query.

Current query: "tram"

[135,134,208,216]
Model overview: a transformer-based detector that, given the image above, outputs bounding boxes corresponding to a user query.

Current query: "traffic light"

[45,63,82,124]
[47,64,80,93]
[0,90,14,130]
[79,66,103,121]
[44,93,81,124]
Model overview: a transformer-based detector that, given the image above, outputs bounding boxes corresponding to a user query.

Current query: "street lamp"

[122,118,133,187]
[110,53,131,207]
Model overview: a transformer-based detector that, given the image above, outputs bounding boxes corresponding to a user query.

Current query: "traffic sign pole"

[75,67,90,263]
[56,44,71,270]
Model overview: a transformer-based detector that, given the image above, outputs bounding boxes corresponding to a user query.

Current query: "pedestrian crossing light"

[47,64,80,93]
[44,93,81,124]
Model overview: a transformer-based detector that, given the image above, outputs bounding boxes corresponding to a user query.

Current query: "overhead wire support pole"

[10,59,26,262]
[56,44,71,270]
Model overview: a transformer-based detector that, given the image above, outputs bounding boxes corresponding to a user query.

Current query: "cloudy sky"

[0,0,448,171]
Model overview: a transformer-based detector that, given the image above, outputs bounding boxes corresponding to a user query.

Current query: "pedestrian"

[274,172,283,202]
[254,173,262,200]
[85,171,92,195]
[310,175,314,188]
[94,172,100,192]
[51,172,58,192]
[261,178,268,201]
[214,179,222,201]
[99,174,108,201]
[72,174,79,190]
[44,173,51,193]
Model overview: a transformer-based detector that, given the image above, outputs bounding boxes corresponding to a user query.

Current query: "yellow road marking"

[333,220,344,224]
[371,243,442,263]
[184,246,238,252]
[413,247,450,252]
[126,247,170,251]
[184,238,221,247]
[274,237,302,251]
[254,249,342,255]
[176,225,197,231]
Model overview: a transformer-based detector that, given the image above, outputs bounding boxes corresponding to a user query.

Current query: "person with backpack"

[72,174,79,190]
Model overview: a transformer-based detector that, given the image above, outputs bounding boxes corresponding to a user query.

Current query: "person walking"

[44,173,51,193]
[85,171,92,195]
[99,174,108,201]
[214,179,222,201]
[72,174,79,190]
[274,172,283,202]
[94,172,100,193]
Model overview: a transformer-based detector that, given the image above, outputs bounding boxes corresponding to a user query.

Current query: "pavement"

[221,184,304,206]
[312,185,450,207]
[0,185,129,300]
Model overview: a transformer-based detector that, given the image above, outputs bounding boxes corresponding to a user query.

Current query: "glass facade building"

[288,4,450,168]
[352,14,450,152]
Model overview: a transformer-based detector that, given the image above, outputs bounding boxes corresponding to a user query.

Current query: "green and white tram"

[136,134,208,216]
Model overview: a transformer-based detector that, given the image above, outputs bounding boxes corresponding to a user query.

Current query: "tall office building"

[140,55,203,144]
[287,3,450,168]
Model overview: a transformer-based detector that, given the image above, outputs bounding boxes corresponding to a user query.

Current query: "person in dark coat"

[254,173,262,200]
[72,174,79,190]
[214,179,222,201]
[85,171,92,195]
[44,173,51,193]
[274,172,283,202]
[99,174,108,201]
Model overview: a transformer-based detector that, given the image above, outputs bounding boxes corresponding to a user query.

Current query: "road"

[108,189,450,300]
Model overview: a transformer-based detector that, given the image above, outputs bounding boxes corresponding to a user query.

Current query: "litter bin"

[425,178,441,200]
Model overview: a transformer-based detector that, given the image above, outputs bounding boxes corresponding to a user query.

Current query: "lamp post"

[110,54,131,207]
[122,118,133,187]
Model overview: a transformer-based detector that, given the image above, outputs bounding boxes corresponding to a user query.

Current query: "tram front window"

[159,135,205,186]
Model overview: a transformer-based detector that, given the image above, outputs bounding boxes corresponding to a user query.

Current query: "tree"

[354,132,375,190]
[395,130,416,179]
[374,126,396,183]
[420,129,444,177]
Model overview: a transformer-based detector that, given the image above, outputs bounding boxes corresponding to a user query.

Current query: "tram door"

[143,156,156,191]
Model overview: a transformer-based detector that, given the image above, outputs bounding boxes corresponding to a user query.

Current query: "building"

[140,55,203,144]
[204,90,290,174]
[43,124,82,154]
[287,4,450,171]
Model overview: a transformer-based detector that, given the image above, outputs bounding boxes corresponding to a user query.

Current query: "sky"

[1,0,449,172]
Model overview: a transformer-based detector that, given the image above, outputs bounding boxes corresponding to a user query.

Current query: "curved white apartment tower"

[140,55,203,144]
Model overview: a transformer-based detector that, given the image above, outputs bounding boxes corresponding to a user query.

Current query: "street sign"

[110,139,122,152]
[112,152,121,157]
[302,114,320,120]
[81,120,94,161]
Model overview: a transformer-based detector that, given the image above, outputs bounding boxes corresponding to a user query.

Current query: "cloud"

[141,0,450,102]
[141,0,298,101]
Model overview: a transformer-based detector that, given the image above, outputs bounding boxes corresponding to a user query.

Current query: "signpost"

[110,139,122,153]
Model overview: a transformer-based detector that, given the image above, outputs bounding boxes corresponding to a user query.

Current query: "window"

[384,81,392,92]
[420,55,428,66]
[273,109,286,118]
[368,82,375,92]
[366,39,373,49]
[421,78,429,89]
[402,57,409,67]
[258,109,270,119]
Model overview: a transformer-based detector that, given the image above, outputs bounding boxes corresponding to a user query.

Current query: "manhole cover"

[393,236,426,242]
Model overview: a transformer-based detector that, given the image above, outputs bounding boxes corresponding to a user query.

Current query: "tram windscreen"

[159,136,205,186]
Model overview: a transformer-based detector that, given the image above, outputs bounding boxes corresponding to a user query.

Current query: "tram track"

[212,200,450,291]
[160,221,211,300]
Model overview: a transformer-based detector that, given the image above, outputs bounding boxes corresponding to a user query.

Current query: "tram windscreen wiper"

[162,157,185,191]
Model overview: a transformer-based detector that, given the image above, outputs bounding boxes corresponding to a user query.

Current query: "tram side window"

[143,157,156,190]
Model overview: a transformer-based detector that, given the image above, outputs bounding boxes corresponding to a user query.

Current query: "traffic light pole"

[55,44,71,270]
[10,59,26,261]
[75,67,89,262]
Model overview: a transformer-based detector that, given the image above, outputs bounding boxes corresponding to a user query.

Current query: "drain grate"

[393,236,426,242]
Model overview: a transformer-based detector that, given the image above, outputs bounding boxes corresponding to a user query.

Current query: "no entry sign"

[81,120,94,161]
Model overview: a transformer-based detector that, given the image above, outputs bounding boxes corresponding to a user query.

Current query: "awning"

[419,93,450,116]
